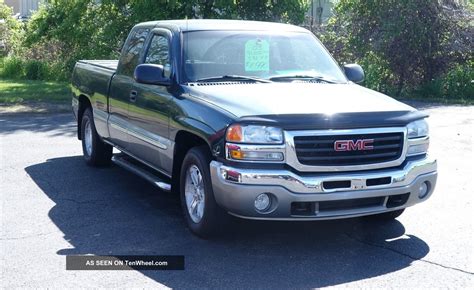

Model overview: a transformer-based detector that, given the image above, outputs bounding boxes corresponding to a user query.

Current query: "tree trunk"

[396,75,405,98]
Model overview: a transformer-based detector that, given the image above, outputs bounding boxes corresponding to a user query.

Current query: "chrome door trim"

[127,126,170,150]
[109,115,129,133]
[108,115,170,150]
[285,127,408,172]
[94,108,108,122]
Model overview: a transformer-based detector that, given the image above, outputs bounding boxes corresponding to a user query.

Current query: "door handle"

[130,90,138,102]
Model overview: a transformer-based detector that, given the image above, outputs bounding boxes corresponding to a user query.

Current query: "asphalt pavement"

[1,105,473,288]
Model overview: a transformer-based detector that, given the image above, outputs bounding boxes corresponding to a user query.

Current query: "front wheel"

[81,108,113,166]
[180,146,228,238]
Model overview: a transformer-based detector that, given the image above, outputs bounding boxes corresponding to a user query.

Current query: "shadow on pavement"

[0,114,76,137]
[25,156,430,288]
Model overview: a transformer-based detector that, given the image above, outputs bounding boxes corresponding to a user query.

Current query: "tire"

[180,146,227,238]
[80,107,113,166]
[368,209,405,221]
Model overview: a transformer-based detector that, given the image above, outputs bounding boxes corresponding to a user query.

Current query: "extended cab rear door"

[108,27,150,150]
[127,29,174,175]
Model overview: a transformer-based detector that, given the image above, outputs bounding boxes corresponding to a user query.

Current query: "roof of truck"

[135,19,309,33]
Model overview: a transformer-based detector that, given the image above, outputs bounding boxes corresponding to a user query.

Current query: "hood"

[186,82,415,118]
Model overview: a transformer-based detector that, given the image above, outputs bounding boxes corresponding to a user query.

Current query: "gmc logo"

[334,139,374,151]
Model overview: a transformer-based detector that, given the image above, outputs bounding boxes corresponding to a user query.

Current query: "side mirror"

[343,64,365,83]
[134,64,170,86]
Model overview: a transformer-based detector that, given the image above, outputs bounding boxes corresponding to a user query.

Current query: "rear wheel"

[180,146,227,238]
[81,108,113,166]
[368,209,405,221]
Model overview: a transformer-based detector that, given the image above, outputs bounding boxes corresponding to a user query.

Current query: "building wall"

[307,0,336,26]
[3,0,42,17]
[20,0,42,16]
[4,0,20,14]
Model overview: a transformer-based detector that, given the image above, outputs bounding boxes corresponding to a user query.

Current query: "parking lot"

[1,104,473,288]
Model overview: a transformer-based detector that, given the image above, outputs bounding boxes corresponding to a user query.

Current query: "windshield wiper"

[269,74,338,84]
[194,75,272,83]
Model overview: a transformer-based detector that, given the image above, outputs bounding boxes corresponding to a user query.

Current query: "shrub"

[46,62,69,82]
[408,62,473,102]
[410,79,444,100]
[0,56,68,81]
[358,52,397,96]
[0,57,24,79]
[24,60,47,80]
[442,63,474,101]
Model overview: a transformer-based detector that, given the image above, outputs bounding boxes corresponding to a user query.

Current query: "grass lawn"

[0,79,70,104]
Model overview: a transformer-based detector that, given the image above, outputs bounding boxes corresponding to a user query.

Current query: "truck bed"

[77,60,118,71]
[72,59,119,138]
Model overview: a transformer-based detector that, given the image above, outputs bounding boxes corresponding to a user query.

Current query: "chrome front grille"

[285,128,408,172]
[294,132,404,166]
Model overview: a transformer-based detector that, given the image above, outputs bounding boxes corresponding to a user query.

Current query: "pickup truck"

[72,19,437,238]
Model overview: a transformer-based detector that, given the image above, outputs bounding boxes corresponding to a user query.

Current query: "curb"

[0,102,71,115]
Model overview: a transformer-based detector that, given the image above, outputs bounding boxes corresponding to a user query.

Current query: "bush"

[0,57,24,79]
[442,63,474,101]
[24,60,47,80]
[410,79,444,100]
[0,56,68,81]
[358,52,397,96]
[46,62,69,82]
[408,63,473,102]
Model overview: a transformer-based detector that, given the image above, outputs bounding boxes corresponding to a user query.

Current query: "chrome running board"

[112,154,171,192]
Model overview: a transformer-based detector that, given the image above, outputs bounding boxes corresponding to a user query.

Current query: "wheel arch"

[171,130,212,193]
[77,94,92,140]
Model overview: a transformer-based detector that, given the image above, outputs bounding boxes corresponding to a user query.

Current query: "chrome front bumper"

[210,156,437,220]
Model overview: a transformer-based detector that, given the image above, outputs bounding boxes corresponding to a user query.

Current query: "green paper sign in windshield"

[245,39,269,72]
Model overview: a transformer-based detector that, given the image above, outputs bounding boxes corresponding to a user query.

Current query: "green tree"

[235,0,310,23]
[0,0,23,55]
[330,0,471,96]
[22,0,310,73]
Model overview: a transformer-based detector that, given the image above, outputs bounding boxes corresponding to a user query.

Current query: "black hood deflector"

[237,110,428,130]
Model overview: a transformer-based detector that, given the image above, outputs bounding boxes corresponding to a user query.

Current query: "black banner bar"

[66,255,185,270]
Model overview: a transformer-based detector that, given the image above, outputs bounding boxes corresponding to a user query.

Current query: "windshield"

[182,30,347,83]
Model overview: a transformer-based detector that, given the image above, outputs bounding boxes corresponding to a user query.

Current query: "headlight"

[407,119,429,139]
[226,124,283,144]
[225,124,285,162]
[406,119,430,156]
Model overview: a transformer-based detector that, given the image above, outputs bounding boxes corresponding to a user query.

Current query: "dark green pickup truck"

[72,19,437,237]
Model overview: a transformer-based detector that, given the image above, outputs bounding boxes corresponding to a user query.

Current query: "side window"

[118,28,149,76]
[145,35,171,78]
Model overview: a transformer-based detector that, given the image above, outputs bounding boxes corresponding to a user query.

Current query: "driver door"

[127,30,174,175]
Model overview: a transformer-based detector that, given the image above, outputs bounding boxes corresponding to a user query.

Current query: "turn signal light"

[226,125,243,142]
[226,144,284,162]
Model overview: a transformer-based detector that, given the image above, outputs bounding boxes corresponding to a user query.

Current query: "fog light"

[407,143,429,156]
[254,193,271,211]
[418,182,429,198]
